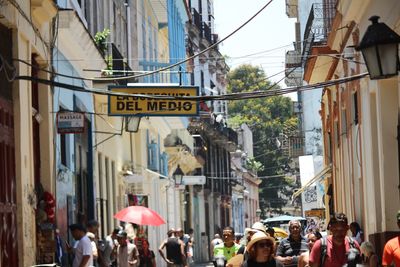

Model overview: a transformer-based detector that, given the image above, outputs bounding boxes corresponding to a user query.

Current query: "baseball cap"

[329,212,348,226]
[117,230,127,238]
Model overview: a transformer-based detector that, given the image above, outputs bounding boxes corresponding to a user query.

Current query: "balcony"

[188,8,202,38]
[284,50,302,86]
[284,68,302,87]
[289,136,305,158]
[302,3,337,62]
[111,43,132,85]
[200,22,212,48]
[302,2,338,83]
[285,50,301,69]
[188,117,238,152]
[285,0,298,18]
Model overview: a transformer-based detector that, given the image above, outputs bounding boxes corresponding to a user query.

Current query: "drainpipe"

[125,0,132,68]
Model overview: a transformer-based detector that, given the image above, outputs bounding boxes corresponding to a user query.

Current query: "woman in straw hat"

[242,232,279,267]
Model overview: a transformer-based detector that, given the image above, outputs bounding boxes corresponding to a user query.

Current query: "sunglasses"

[257,241,272,248]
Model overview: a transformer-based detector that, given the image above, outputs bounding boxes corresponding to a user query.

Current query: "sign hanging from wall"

[108,85,199,116]
[56,112,85,134]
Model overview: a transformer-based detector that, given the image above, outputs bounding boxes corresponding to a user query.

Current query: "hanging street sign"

[182,175,206,185]
[56,111,85,134]
[108,85,199,116]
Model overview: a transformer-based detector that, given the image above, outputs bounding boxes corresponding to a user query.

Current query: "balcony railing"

[285,50,301,68]
[302,2,336,65]
[191,8,202,32]
[202,22,212,43]
[111,43,132,85]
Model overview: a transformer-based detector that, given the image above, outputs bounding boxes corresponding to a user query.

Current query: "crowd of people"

[65,221,194,267]
[64,210,400,267]
[211,211,400,267]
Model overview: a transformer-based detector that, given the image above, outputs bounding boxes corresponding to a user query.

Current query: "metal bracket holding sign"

[108,85,199,116]
[56,111,85,134]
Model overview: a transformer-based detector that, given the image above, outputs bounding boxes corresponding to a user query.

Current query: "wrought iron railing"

[202,22,212,43]
[191,8,202,32]
[302,2,337,65]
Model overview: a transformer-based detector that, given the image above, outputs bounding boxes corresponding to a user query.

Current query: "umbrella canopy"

[273,227,288,238]
[114,206,166,226]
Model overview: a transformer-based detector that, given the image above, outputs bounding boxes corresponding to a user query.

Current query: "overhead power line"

[90,0,276,81]
[13,72,369,102]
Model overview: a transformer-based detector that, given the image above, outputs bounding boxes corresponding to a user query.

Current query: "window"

[60,134,67,166]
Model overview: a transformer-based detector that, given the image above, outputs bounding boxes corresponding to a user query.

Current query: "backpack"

[319,236,361,267]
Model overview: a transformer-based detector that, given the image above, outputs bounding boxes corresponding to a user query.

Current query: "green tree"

[227,64,298,215]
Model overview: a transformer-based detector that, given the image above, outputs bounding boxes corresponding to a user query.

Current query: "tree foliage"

[227,64,299,215]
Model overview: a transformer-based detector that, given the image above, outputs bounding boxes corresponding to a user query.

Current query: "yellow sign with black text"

[108,86,199,116]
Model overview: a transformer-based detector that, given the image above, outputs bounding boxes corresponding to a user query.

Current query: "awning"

[292,165,332,199]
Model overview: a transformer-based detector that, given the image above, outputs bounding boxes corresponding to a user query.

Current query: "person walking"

[237,222,267,255]
[87,220,108,267]
[159,228,186,267]
[105,228,119,267]
[68,224,93,267]
[349,222,364,245]
[241,231,278,267]
[117,230,140,267]
[276,220,308,267]
[210,234,223,260]
[213,226,241,264]
[139,239,156,267]
[309,213,361,267]
[360,241,378,267]
[382,210,400,266]
[185,229,195,265]
[297,231,322,267]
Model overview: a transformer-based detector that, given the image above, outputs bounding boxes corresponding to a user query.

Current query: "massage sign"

[108,85,199,116]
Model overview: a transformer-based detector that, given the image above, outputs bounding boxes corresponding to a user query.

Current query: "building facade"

[302,0,400,255]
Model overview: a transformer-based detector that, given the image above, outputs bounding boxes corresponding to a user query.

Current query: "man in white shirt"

[68,224,93,267]
[117,230,139,267]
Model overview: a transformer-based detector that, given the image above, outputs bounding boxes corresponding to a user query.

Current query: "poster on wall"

[127,194,148,249]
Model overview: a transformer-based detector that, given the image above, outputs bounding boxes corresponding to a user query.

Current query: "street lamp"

[125,116,141,132]
[173,164,184,185]
[356,16,400,80]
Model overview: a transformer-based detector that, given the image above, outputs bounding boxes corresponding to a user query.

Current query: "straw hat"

[245,222,267,234]
[246,232,275,251]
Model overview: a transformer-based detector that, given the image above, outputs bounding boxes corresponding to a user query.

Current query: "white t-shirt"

[73,235,94,267]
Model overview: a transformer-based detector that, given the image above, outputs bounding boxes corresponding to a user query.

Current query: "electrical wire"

[90,0,275,81]
[12,71,369,102]
[11,48,365,84]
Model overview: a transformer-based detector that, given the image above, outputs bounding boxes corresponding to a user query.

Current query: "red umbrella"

[114,206,166,226]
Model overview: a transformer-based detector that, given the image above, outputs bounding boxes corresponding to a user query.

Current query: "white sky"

[214,0,297,89]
